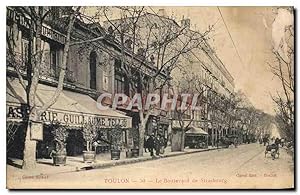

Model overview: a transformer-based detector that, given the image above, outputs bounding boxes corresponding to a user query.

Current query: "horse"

[265,143,279,160]
[262,137,269,146]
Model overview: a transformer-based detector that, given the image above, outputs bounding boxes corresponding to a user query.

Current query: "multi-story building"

[102,11,175,141]
[103,9,235,147]
[175,18,235,146]
[6,7,164,159]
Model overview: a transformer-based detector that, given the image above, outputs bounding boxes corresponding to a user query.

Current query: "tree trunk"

[20,7,80,169]
[22,111,39,169]
[180,129,186,151]
[22,125,37,169]
[171,129,182,152]
[138,122,145,156]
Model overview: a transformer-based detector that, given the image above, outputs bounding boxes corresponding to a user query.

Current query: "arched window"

[89,51,97,90]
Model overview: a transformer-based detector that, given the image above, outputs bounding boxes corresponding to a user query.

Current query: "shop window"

[90,51,97,90]
[36,125,55,159]
[7,122,26,159]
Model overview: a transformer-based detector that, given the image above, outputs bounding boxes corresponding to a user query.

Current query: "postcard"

[6,6,294,189]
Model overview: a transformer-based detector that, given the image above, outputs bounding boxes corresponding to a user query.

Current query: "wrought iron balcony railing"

[40,65,77,83]
[7,57,77,84]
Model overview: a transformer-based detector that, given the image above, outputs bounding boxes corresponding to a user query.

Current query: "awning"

[186,126,208,136]
[7,78,88,112]
[63,89,130,118]
[6,79,132,128]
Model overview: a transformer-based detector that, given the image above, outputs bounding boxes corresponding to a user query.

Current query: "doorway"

[66,130,84,156]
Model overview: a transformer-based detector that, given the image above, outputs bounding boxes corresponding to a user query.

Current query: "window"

[114,59,129,95]
[21,38,29,67]
[50,44,61,77]
[114,74,125,94]
[90,51,97,90]
[103,75,109,91]
[6,25,14,51]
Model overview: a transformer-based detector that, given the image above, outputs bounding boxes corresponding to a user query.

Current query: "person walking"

[263,137,268,146]
[280,137,285,147]
[234,137,238,148]
[159,134,165,154]
[154,134,161,156]
[216,137,220,149]
[275,137,281,146]
[146,133,155,156]
[144,135,149,153]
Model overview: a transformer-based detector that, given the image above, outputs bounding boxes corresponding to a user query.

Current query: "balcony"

[39,66,77,84]
[6,52,27,73]
[65,69,77,83]
[7,55,78,90]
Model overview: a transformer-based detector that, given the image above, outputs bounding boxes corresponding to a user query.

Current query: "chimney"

[181,17,191,29]
[158,9,166,17]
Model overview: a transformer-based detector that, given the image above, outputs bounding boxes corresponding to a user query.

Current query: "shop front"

[184,126,208,149]
[6,79,132,160]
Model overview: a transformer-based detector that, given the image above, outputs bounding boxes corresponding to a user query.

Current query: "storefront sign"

[7,8,66,44]
[42,25,66,44]
[6,105,130,128]
[30,121,43,141]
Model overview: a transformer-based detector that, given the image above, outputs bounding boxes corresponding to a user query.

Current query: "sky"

[147,6,292,115]
[85,6,293,115]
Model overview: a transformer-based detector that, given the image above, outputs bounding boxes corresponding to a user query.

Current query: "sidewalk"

[7,146,218,177]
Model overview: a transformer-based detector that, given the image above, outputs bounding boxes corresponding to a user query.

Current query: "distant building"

[103,9,235,147]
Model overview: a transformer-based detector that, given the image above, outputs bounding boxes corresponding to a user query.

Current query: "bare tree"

[92,6,214,156]
[171,73,208,151]
[269,21,294,141]
[35,6,216,156]
[7,6,81,169]
[221,92,241,135]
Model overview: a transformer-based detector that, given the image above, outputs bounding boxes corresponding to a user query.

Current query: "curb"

[81,148,218,171]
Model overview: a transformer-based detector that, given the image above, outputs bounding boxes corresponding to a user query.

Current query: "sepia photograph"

[5,5,295,189]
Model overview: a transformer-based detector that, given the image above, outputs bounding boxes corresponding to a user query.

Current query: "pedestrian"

[154,134,161,156]
[159,134,165,154]
[275,137,281,146]
[234,137,238,148]
[263,137,268,146]
[144,135,149,153]
[147,133,155,156]
[280,137,285,147]
[259,136,263,144]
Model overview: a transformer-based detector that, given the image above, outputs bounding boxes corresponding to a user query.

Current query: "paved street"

[7,143,294,189]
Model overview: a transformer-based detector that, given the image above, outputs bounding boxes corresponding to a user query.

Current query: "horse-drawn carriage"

[265,143,279,160]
